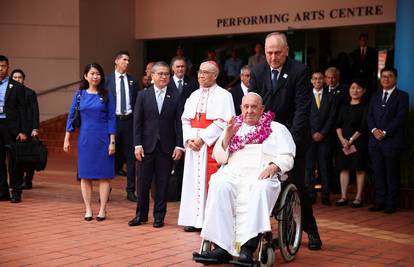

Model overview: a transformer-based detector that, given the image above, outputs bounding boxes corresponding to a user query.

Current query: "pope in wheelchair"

[193,93,296,265]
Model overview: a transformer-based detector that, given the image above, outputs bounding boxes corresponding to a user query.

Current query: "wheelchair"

[194,175,302,266]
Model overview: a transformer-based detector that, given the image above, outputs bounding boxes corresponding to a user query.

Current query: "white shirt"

[154,84,167,105]
[115,71,132,115]
[270,66,282,81]
[382,86,396,102]
[313,88,323,101]
[173,75,184,89]
[240,82,249,96]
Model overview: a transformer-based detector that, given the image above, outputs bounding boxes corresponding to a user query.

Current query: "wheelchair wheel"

[277,183,302,262]
[259,245,275,267]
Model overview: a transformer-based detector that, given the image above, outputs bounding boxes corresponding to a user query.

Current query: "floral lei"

[228,111,275,153]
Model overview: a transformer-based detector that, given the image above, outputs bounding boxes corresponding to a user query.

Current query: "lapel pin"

[283,74,288,79]
[129,80,133,85]
[166,95,171,98]
[9,84,13,88]
[184,83,188,86]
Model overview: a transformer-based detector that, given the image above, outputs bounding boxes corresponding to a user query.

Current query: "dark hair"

[380,66,398,78]
[80,63,108,102]
[170,56,186,67]
[11,69,26,79]
[115,50,130,59]
[0,55,9,64]
[359,33,368,39]
[350,78,367,90]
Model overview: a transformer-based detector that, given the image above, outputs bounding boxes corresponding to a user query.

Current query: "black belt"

[116,114,133,120]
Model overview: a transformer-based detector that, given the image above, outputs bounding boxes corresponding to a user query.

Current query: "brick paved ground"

[1,152,414,267]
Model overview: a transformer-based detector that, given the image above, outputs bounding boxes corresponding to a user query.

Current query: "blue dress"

[66,89,116,179]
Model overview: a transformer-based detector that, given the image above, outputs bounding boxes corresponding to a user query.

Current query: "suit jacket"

[168,75,198,103]
[24,87,40,134]
[105,72,140,113]
[133,84,183,155]
[350,46,378,80]
[367,88,409,152]
[229,83,244,115]
[2,79,27,136]
[309,88,336,138]
[249,57,312,152]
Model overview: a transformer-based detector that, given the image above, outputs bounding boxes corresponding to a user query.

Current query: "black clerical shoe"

[308,232,322,250]
[153,220,164,228]
[10,194,22,203]
[128,217,148,226]
[127,192,138,202]
[238,247,254,264]
[198,246,233,264]
[22,181,32,190]
[183,226,201,232]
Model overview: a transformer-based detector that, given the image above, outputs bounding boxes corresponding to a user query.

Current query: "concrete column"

[395,0,414,106]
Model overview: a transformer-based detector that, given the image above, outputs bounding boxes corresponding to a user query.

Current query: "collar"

[270,66,283,73]
[241,82,249,93]
[313,88,323,95]
[154,85,167,93]
[173,75,184,84]
[383,86,396,95]
[201,83,217,92]
[0,76,9,85]
[115,70,127,79]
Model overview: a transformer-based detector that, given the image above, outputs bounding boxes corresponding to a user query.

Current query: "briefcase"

[6,139,48,172]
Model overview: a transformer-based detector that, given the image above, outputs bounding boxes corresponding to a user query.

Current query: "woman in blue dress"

[63,63,116,221]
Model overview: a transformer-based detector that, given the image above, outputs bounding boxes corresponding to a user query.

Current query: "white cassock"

[178,84,235,228]
[200,121,296,256]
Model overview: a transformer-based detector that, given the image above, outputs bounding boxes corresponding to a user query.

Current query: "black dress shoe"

[153,220,164,228]
[96,216,106,221]
[199,246,233,263]
[308,232,322,250]
[84,216,93,221]
[127,192,138,202]
[351,200,363,208]
[128,217,148,226]
[384,206,396,214]
[183,226,202,232]
[22,181,33,190]
[368,205,385,212]
[335,198,348,206]
[238,247,254,263]
[10,194,22,203]
[116,170,127,176]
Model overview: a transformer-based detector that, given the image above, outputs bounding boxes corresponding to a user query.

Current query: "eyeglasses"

[155,72,170,77]
[197,70,214,75]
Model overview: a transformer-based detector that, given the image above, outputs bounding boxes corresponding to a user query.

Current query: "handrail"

[37,80,81,96]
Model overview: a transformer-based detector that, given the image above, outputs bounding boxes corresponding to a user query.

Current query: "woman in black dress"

[335,80,368,208]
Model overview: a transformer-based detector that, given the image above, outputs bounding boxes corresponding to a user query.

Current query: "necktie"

[156,90,164,113]
[315,92,321,109]
[271,69,279,92]
[119,75,127,114]
[382,92,388,106]
[177,79,183,94]
[361,47,365,60]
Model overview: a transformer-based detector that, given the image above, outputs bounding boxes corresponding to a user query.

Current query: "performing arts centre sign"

[135,0,395,39]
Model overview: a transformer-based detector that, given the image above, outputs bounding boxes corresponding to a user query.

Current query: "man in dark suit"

[350,33,378,97]
[129,61,183,228]
[230,65,250,115]
[0,55,27,203]
[105,50,141,202]
[306,71,336,206]
[249,32,322,250]
[11,69,40,189]
[168,56,198,200]
[368,67,409,214]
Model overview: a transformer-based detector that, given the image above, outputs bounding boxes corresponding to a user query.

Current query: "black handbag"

[72,90,82,128]
[6,139,48,172]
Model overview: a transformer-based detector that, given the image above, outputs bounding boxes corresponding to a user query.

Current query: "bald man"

[250,32,322,250]
[178,61,235,232]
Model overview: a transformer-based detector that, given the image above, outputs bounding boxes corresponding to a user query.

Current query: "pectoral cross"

[196,112,201,121]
